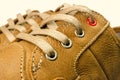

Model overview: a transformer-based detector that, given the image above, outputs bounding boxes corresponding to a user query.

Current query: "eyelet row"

[45,17,97,61]
[45,29,85,61]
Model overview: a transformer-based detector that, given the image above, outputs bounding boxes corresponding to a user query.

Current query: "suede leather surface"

[0,8,120,80]
[0,42,25,79]
[89,27,120,80]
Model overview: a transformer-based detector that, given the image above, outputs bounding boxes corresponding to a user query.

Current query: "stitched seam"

[14,42,26,80]
[36,53,43,71]
[32,47,37,79]
[32,47,37,80]
[89,48,109,80]
[32,47,43,80]
[14,43,25,80]
[73,21,109,77]
[73,10,109,76]
[20,55,24,80]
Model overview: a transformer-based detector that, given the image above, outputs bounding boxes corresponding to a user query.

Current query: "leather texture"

[0,4,120,80]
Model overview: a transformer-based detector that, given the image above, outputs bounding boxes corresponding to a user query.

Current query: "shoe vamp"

[0,42,25,80]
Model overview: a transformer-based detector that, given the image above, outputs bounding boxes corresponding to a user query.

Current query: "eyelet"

[45,50,57,61]
[75,30,85,38]
[87,17,97,26]
[61,39,72,48]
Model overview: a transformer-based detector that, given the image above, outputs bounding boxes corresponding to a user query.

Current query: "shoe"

[0,4,120,80]
[0,9,53,50]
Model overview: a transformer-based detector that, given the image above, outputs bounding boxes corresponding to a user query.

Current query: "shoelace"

[56,3,96,24]
[17,14,85,80]
[16,4,94,61]
[0,10,50,42]
[17,13,83,61]
[0,4,95,60]
[0,4,110,80]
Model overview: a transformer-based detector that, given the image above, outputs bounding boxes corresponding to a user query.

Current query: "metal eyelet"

[61,39,72,48]
[45,50,58,61]
[87,17,97,26]
[75,30,85,38]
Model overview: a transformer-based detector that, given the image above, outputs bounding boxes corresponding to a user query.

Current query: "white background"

[0,0,120,27]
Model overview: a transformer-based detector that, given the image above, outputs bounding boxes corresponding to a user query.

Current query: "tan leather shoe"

[0,4,120,80]
[0,10,53,50]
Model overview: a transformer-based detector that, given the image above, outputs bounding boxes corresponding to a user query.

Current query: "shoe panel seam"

[73,22,109,76]
[11,42,27,80]
[89,48,109,80]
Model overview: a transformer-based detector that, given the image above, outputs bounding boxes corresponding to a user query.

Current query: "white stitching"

[37,55,43,70]
[32,47,43,80]
[32,48,37,80]
[20,56,24,80]
[12,42,26,80]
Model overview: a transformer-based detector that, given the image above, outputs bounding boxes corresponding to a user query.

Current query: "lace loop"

[17,33,56,57]
[40,14,83,35]
[26,19,40,30]
[7,18,26,32]
[59,5,91,14]
[0,26,16,42]
[0,10,49,42]
[8,25,26,32]
[26,9,37,19]
[7,18,15,27]
[55,3,71,11]
[30,29,69,45]
[57,4,95,26]
[17,14,25,23]
[26,10,50,20]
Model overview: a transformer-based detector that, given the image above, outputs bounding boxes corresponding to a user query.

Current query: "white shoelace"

[0,3,95,61]
[0,4,94,61]
[16,4,93,61]
[0,10,50,42]
[0,4,98,80]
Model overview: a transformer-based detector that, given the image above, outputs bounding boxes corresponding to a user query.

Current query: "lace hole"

[46,50,57,61]
[87,17,97,26]
[75,30,85,38]
[61,39,72,48]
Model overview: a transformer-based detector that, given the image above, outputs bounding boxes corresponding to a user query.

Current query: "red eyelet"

[87,17,97,26]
